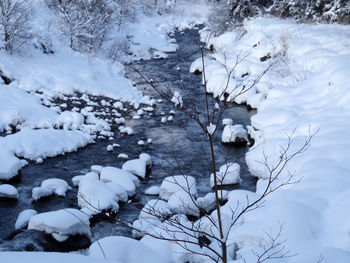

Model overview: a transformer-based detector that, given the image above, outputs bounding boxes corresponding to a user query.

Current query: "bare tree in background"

[0,0,31,53]
[128,40,315,262]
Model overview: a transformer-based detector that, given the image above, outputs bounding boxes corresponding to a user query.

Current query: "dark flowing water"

[0,28,256,251]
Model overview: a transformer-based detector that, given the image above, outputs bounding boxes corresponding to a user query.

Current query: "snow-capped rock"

[159,175,197,201]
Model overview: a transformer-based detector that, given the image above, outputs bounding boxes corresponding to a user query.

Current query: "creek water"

[0,28,256,252]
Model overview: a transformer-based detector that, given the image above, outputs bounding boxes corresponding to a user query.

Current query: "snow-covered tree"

[50,0,115,53]
[0,0,31,53]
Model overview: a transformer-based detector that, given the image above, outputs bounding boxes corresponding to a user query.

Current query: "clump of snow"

[78,177,120,215]
[100,166,138,190]
[15,209,37,230]
[145,185,160,195]
[0,184,19,199]
[167,116,174,122]
[122,159,147,179]
[139,153,152,166]
[91,165,103,175]
[28,208,90,240]
[210,163,241,188]
[171,91,183,107]
[168,191,199,216]
[222,118,233,126]
[118,153,128,160]
[139,199,172,221]
[159,175,197,201]
[32,178,70,201]
[221,124,248,145]
[106,145,113,152]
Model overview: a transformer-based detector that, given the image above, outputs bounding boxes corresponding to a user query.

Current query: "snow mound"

[168,191,199,216]
[78,177,119,215]
[0,184,19,199]
[210,163,241,187]
[89,236,169,263]
[139,199,171,220]
[145,185,160,195]
[122,159,147,179]
[32,178,70,201]
[15,209,37,230]
[100,166,137,195]
[221,124,248,145]
[159,175,197,201]
[28,208,90,239]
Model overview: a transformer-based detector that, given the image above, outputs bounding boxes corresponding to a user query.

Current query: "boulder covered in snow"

[210,163,241,188]
[78,177,120,215]
[159,175,197,201]
[122,159,147,179]
[32,178,70,201]
[168,191,199,217]
[15,209,38,230]
[221,124,249,146]
[145,185,160,195]
[28,208,90,241]
[100,166,138,195]
[0,184,19,200]
[139,199,172,220]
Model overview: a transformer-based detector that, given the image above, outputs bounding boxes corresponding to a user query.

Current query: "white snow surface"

[28,208,90,237]
[15,209,38,230]
[202,17,350,262]
[122,159,147,179]
[32,178,70,201]
[0,184,19,199]
[0,252,117,263]
[210,163,241,187]
[159,175,197,201]
[89,236,171,263]
[221,124,248,144]
[0,128,92,180]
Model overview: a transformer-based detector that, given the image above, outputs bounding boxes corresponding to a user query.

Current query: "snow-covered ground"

[198,17,350,262]
[0,0,209,182]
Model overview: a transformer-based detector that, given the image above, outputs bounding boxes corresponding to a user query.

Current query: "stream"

[0,28,256,252]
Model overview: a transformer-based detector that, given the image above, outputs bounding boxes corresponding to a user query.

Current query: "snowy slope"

[201,17,350,262]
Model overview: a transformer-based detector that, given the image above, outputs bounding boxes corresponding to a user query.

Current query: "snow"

[145,185,160,195]
[171,91,183,107]
[117,153,129,160]
[221,124,248,144]
[139,153,152,166]
[139,199,172,221]
[15,209,37,230]
[202,16,350,262]
[0,128,93,180]
[210,163,241,187]
[122,159,147,179]
[159,175,197,201]
[28,208,90,239]
[78,177,120,215]
[32,178,70,201]
[89,236,170,263]
[168,190,199,216]
[91,165,103,175]
[100,166,138,193]
[0,252,117,263]
[0,184,19,199]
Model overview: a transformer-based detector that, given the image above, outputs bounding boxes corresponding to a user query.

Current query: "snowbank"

[0,252,117,263]
[202,17,350,262]
[0,128,93,180]
[89,236,171,263]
